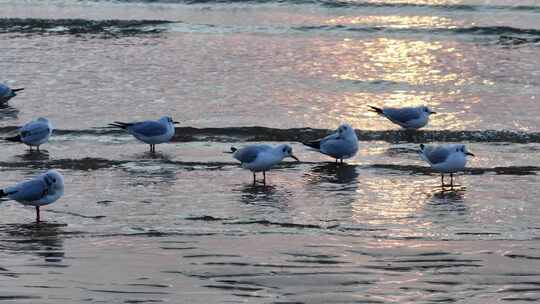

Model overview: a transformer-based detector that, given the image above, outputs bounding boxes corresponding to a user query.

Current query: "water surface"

[0,0,539,302]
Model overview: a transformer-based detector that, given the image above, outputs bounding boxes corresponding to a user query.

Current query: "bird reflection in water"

[134,150,172,160]
[15,149,50,161]
[307,163,359,186]
[426,186,468,216]
[0,222,66,263]
[236,183,293,213]
[0,103,19,120]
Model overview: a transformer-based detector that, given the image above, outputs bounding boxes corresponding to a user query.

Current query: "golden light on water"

[353,178,430,224]
[285,4,494,130]
[335,38,460,86]
[326,15,459,29]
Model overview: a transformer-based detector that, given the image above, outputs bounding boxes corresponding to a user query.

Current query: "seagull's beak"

[290,154,300,162]
[466,152,475,157]
[173,121,180,124]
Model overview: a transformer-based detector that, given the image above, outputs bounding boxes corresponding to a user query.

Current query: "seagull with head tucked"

[419,143,475,187]
[230,144,299,184]
[302,123,359,164]
[109,116,179,153]
[368,105,436,130]
[0,170,64,222]
[5,117,53,151]
[0,83,24,104]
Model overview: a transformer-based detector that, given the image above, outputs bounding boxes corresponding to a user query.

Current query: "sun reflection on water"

[335,38,461,86]
[350,175,469,239]
[326,15,459,29]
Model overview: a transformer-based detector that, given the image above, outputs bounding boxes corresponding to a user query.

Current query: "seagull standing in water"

[302,123,359,164]
[5,117,53,151]
[231,144,299,184]
[0,83,24,104]
[368,105,436,129]
[419,144,475,187]
[0,170,64,222]
[109,116,179,153]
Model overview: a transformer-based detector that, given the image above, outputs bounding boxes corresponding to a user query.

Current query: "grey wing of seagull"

[384,107,421,124]
[5,179,48,202]
[320,131,340,144]
[303,131,339,151]
[20,121,50,141]
[129,121,167,137]
[234,145,271,163]
[320,136,348,156]
[424,146,451,165]
[0,84,10,98]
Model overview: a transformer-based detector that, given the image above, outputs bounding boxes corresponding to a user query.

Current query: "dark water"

[0,0,539,302]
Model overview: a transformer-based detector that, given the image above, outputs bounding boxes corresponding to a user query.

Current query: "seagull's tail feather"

[0,189,16,198]
[108,122,132,129]
[4,134,22,143]
[302,140,321,150]
[224,147,237,154]
[368,105,384,115]
[11,88,24,92]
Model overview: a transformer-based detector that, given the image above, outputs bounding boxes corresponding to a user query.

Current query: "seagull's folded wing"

[234,145,271,163]
[424,146,451,165]
[6,179,48,202]
[320,138,348,156]
[384,108,420,123]
[130,121,167,137]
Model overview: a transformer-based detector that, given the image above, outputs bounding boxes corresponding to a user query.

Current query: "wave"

[1,126,540,143]
[2,18,540,45]
[81,0,540,12]
[292,25,540,41]
[318,1,540,12]
[171,127,540,143]
[0,158,536,175]
[0,18,172,37]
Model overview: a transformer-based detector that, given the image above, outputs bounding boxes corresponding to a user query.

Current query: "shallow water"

[0,0,539,302]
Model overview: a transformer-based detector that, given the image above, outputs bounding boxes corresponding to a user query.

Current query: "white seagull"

[419,143,475,187]
[0,83,24,104]
[231,144,299,184]
[0,170,65,222]
[5,117,53,151]
[368,105,436,129]
[109,116,179,153]
[302,123,359,164]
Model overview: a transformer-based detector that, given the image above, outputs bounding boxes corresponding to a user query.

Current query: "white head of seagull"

[109,116,179,153]
[302,123,359,164]
[0,170,65,222]
[231,144,299,184]
[368,105,436,130]
[419,143,475,187]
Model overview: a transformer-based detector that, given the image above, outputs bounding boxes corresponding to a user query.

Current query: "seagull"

[419,143,475,187]
[0,83,24,104]
[109,116,179,153]
[0,170,64,222]
[230,144,299,184]
[5,117,53,151]
[302,123,359,164]
[368,105,436,129]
